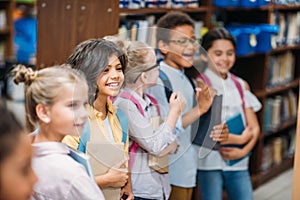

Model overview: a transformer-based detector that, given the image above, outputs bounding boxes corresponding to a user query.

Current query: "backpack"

[78,109,128,153]
[118,91,161,170]
[159,69,196,102]
[197,73,246,120]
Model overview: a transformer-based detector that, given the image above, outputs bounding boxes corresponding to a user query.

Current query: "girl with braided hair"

[12,64,104,200]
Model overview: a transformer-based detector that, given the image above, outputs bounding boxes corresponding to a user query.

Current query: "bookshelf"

[220,2,299,189]
[35,0,299,191]
[118,0,300,190]
[0,0,14,63]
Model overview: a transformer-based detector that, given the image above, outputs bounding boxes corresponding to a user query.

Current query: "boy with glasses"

[147,12,216,200]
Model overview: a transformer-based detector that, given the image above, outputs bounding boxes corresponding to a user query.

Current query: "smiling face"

[44,82,88,140]
[96,54,124,98]
[207,39,236,79]
[0,133,37,200]
[160,25,197,70]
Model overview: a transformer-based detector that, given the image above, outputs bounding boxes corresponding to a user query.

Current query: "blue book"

[68,146,95,180]
[223,113,251,166]
[226,113,245,137]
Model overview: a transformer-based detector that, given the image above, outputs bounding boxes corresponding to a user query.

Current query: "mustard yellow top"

[63,99,129,156]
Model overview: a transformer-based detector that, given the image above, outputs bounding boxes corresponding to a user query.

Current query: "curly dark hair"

[156,11,194,43]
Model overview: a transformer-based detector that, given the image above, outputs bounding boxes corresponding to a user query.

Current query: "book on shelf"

[273,137,283,165]
[273,12,300,46]
[288,127,296,157]
[286,12,300,45]
[263,90,298,132]
[268,52,295,88]
[0,10,6,30]
[261,144,272,172]
[0,42,4,61]
[271,96,282,129]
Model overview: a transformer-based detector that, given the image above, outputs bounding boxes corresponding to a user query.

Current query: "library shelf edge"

[251,157,294,189]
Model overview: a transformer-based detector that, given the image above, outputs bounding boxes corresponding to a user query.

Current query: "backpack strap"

[118,91,160,169]
[118,92,145,116]
[159,69,173,102]
[198,73,247,124]
[230,74,245,109]
[184,71,196,93]
[145,94,160,116]
[197,74,212,86]
[230,73,247,124]
[78,108,128,153]
[116,109,128,144]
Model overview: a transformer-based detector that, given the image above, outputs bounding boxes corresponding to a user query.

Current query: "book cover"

[86,142,125,200]
[68,147,94,179]
[223,113,251,166]
[226,113,245,135]
[192,95,223,151]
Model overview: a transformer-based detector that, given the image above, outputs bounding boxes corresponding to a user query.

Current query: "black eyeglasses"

[133,64,159,83]
[168,38,198,47]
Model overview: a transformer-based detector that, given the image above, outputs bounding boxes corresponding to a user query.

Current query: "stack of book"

[263,90,298,132]
[267,52,295,88]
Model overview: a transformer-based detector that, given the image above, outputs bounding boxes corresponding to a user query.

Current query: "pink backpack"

[118,92,160,169]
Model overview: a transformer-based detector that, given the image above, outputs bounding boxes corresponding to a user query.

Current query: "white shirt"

[31,142,105,200]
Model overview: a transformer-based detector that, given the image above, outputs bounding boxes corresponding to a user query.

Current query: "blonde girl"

[113,40,187,200]
[12,65,104,200]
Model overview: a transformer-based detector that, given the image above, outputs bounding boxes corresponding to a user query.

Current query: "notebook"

[223,113,251,166]
[86,142,125,200]
[68,146,94,179]
[192,95,223,151]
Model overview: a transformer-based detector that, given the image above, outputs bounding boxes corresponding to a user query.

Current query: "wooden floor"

[253,168,293,200]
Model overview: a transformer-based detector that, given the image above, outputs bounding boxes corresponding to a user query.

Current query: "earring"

[44,118,50,124]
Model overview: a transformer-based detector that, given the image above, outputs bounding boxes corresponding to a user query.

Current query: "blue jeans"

[197,170,253,200]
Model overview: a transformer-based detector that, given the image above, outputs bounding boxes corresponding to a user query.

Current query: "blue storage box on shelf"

[226,25,260,56]
[257,0,270,6]
[240,0,258,7]
[213,0,239,7]
[14,17,37,64]
[255,24,279,53]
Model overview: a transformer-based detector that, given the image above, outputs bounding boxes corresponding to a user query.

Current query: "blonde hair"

[11,64,87,126]
[121,41,154,84]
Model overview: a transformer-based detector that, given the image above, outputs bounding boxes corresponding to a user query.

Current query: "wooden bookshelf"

[0,0,14,61]
[263,118,297,137]
[120,7,209,14]
[251,157,294,189]
[265,78,300,96]
[35,0,299,193]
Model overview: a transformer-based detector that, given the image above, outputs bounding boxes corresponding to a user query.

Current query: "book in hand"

[68,146,94,179]
[192,95,223,151]
[86,141,125,200]
[222,113,251,166]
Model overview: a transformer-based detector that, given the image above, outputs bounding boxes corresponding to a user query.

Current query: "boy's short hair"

[156,11,194,43]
